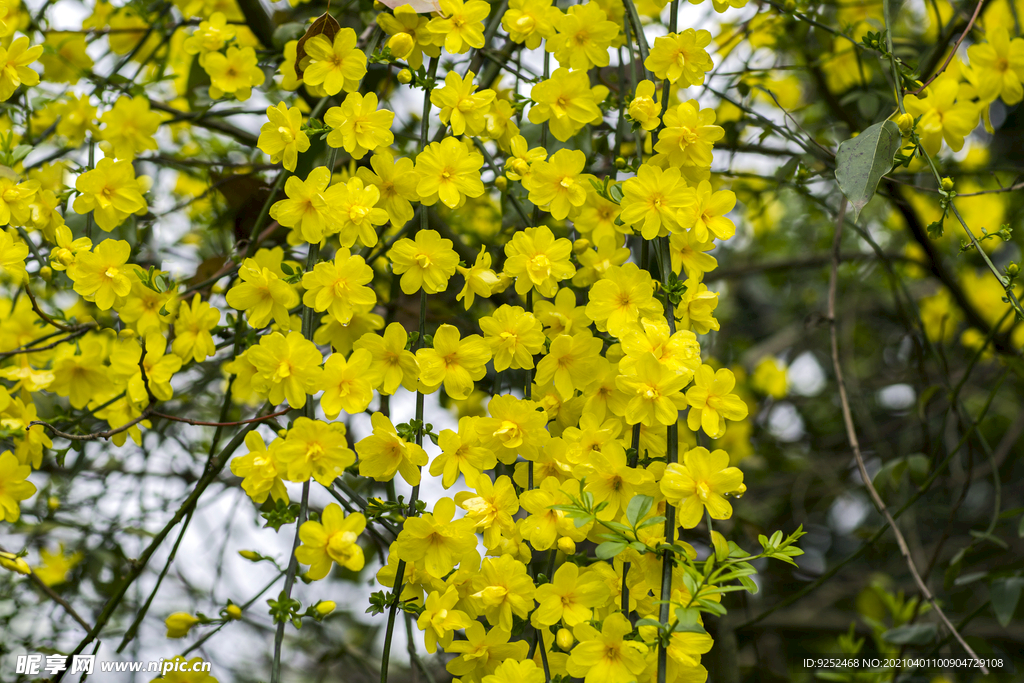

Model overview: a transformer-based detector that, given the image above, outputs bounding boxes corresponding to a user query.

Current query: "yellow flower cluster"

[0,0,820,680]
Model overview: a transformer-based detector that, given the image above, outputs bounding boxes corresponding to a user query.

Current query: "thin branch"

[828,196,989,674]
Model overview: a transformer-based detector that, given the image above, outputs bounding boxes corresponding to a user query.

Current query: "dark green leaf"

[835,120,901,220]
[990,577,1024,627]
[881,623,936,645]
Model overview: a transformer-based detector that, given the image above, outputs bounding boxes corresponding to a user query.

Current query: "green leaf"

[595,541,627,560]
[834,120,902,220]
[625,495,654,528]
[990,577,1024,627]
[673,607,707,633]
[739,575,759,594]
[881,623,936,645]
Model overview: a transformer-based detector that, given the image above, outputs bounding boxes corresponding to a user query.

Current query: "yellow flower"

[204,45,265,101]
[33,545,84,586]
[39,32,93,84]
[172,293,221,362]
[270,167,335,244]
[0,450,35,522]
[670,230,717,279]
[356,150,419,227]
[388,229,461,294]
[302,248,375,324]
[295,503,366,579]
[529,67,609,141]
[320,348,374,418]
[522,148,591,220]
[616,352,690,426]
[535,286,590,338]
[655,99,725,168]
[0,36,43,102]
[417,324,491,399]
[681,180,736,242]
[547,2,618,71]
[225,258,299,329]
[645,29,714,86]
[325,92,395,160]
[675,277,720,334]
[356,412,429,485]
[428,0,490,54]
[333,177,390,248]
[182,12,235,61]
[685,365,749,438]
[432,417,498,488]
[0,175,38,228]
[585,262,661,338]
[248,331,324,409]
[470,554,536,631]
[67,238,133,310]
[966,27,1024,105]
[432,70,496,136]
[480,394,550,463]
[535,332,603,400]
[394,496,478,578]
[229,430,289,504]
[417,586,473,653]
[355,322,419,395]
[165,612,201,639]
[108,332,182,405]
[504,134,546,182]
[276,417,355,484]
[751,357,787,398]
[502,0,561,49]
[628,79,661,130]
[258,101,310,172]
[532,561,607,627]
[566,613,647,683]
[620,164,696,239]
[480,304,545,371]
[457,246,501,309]
[446,622,530,680]
[376,5,441,70]
[99,96,166,159]
[503,225,575,297]
[73,158,149,232]
[53,94,98,148]
[660,446,744,527]
[0,228,27,282]
[302,28,367,95]
[904,76,980,156]
[415,137,486,209]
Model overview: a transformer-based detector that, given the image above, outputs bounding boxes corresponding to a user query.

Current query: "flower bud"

[238,550,261,561]
[47,496,60,510]
[573,238,591,255]
[615,156,627,169]
[165,612,200,638]
[396,68,413,85]
[0,552,30,575]
[1007,263,1019,277]
[557,536,576,555]
[39,266,52,281]
[315,600,336,616]
[225,604,242,620]
[556,628,574,650]
[896,112,914,134]
[494,176,508,192]
[388,33,415,61]
[940,177,954,192]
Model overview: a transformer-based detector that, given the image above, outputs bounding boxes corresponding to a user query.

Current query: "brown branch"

[30,406,154,442]
[0,544,93,632]
[23,285,77,333]
[828,197,990,674]
[909,0,986,95]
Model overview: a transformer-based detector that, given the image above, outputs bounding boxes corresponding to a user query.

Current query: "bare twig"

[909,0,986,95]
[0,544,94,632]
[828,196,989,674]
